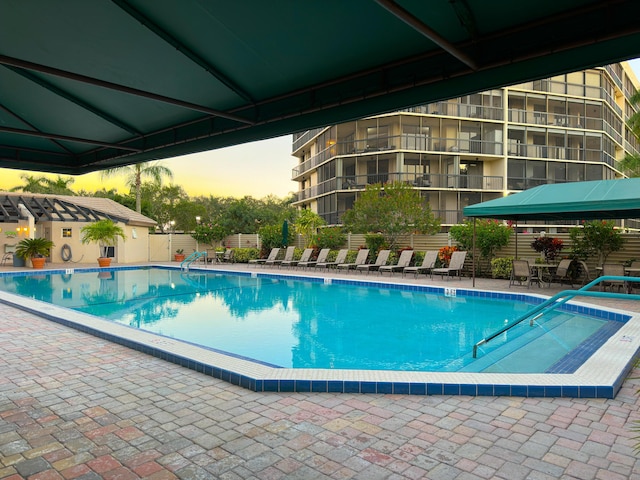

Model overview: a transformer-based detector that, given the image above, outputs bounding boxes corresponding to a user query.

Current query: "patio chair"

[509,259,538,288]
[281,248,313,268]
[1,244,16,266]
[297,248,329,269]
[432,251,467,280]
[402,250,438,278]
[316,249,348,269]
[551,258,574,287]
[379,250,413,276]
[266,246,294,267]
[337,249,369,271]
[220,248,234,263]
[356,249,390,274]
[575,260,591,286]
[600,263,626,292]
[248,247,280,267]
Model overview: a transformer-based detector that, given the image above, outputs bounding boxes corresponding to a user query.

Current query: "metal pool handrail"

[181,251,207,270]
[472,275,640,358]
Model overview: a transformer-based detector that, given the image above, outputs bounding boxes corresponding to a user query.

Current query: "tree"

[294,209,326,247]
[619,91,640,177]
[569,220,625,265]
[9,174,48,193]
[101,161,173,213]
[341,182,440,251]
[449,219,512,273]
[42,176,75,195]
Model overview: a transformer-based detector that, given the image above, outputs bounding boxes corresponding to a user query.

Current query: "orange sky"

[0,135,297,199]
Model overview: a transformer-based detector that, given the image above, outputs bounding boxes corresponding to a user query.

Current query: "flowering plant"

[438,245,459,266]
[191,223,226,246]
[531,236,564,262]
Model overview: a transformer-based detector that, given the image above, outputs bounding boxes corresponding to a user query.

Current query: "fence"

[149,232,640,272]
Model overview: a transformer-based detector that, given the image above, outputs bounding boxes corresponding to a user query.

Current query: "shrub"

[531,236,564,263]
[364,233,388,253]
[313,227,346,250]
[231,248,260,263]
[438,246,459,266]
[569,220,624,265]
[491,257,513,279]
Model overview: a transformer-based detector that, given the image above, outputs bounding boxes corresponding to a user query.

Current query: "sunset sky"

[1,59,640,199]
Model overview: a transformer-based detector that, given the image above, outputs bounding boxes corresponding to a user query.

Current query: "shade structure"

[462,178,640,286]
[1,1,640,175]
[463,179,640,222]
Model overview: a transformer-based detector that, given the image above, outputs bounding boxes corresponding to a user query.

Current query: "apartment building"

[291,62,640,231]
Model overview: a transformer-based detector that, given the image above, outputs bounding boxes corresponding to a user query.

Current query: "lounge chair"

[509,259,538,288]
[281,248,313,268]
[551,258,574,287]
[600,263,626,292]
[432,251,467,280]
[576,260,591,286]
[379,250,413,276]
[316,249,348,269]
[297,248,329,269]
[266,246,294,267]
[356,249,390,274]
[337,249,369,271]
[248,247,280,267]
[402,250,438,278]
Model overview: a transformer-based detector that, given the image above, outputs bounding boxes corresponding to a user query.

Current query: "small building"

[0,192,156,265]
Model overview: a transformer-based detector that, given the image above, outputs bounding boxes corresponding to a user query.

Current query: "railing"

[472,275,640,358]
[296,173,504,201]
[404,102,504,121]
[180,251,207,270]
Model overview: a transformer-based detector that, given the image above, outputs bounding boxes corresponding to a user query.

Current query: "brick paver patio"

[1,264,640,479]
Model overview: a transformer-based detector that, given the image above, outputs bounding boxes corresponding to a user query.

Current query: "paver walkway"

[2,263,640,479]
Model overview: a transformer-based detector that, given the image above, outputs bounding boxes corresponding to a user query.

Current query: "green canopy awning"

[463,179,640,221]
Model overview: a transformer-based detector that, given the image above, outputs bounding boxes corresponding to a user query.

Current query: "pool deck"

[1,262,640,479]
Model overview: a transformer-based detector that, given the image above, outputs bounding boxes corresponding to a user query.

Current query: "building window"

[62,228,72,238]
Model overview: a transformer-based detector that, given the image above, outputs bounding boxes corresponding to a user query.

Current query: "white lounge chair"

[356,249,390,274]
[402,250,438,278]
[379,250,413,276]
[432,251,467,280]
[267,246,294,267]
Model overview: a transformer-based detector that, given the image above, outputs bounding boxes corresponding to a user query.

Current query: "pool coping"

[2,265,639,398]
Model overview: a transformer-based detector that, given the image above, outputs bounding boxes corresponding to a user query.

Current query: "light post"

[195,216,201,252]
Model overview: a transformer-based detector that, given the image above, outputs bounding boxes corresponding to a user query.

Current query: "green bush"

[364,233,388,253]
[491,257,513,279]
[232,248,260,263]
[313,227,346,250]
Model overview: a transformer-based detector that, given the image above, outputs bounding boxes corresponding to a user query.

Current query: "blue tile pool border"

[1,264,638,399]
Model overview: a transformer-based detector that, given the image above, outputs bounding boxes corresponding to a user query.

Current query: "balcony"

[295,173,504,202]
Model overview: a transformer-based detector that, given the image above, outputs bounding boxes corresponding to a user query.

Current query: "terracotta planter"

[174,254,186,262]
[97,257,112,267]
[30,257,46,269]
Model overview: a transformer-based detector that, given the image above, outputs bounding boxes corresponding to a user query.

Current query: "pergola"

[1,1,640,175]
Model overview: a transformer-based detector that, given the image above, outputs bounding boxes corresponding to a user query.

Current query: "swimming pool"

[1,265,639,398]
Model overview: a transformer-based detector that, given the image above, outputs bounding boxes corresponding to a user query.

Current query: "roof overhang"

[1,0,640,175]
[463,179,640,221]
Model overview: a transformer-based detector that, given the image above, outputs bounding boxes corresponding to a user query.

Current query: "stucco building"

[291,62,640,231]
[0,193,156,266]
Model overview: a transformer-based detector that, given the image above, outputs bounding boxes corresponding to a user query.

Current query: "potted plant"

[80,219,126,267]
[174,249,185,262]
[15,237,55,269]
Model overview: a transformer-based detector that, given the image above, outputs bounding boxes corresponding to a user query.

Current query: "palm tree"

[620,91,640,177]
[9,174,48,193]
[101,161,173,213]
[42,176,75,195]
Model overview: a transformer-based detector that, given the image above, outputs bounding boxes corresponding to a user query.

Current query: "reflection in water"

[0,268,604,372]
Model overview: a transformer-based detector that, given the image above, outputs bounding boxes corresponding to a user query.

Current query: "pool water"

[0,267,610,373]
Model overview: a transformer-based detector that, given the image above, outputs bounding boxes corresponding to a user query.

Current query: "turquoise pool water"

[0,267,611,373]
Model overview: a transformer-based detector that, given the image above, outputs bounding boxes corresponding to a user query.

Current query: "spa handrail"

[472,276,640,358]
[181,251,207,270]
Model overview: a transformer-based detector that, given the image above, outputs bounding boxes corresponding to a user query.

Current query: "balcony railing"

[295,173,504,201]
[292,135,504,178]
[404,103,504,121]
